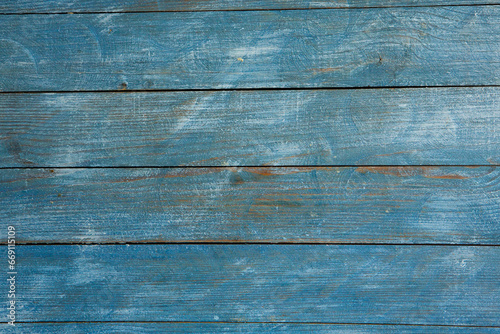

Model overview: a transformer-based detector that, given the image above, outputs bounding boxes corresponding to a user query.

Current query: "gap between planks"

[3,242,500,246]
[3,321,500,328]
[0,165,499,170]
[2,3,500,15]
[1,84,500,95]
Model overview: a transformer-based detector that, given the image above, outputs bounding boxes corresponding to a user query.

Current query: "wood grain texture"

[1,167,498,244]
[1,323,499,333]
[1,6,499,91]
[2,244,498,325]
[2,87,500,167]
[2,0,500,13]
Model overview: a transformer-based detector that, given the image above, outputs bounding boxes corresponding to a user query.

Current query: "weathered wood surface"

[2,245,498,325]
[1,6,499,92]
[2,87,500,167]
[3,0,500,13]
[1,167,498,244]
[2,323,499,333]
[1,1,499,330]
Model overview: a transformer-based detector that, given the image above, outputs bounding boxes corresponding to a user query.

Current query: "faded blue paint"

[1,88,499,167]
[1,245,498,325]
[0,1,498,331]
[0,6,499,91]
[1,167,498,244]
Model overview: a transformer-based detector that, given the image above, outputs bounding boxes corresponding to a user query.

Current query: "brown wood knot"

[230,173,244,185]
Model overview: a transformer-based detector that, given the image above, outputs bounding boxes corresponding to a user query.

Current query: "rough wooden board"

[2,0,500,13]
[1,323,499,333]
[1,167,498,243]
[2,245,498,325]
[1,6,499,91]
[2,87,500,167]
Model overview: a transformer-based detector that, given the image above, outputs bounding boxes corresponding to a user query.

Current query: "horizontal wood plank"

[1,167,499,243]
[2,0,500,13]
[1,323,499,333]
[2,244,498,325]
[2,88,500,167]
[1,6,499,91]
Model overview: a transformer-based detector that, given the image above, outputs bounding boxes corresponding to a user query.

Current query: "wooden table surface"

[1,1,499,332]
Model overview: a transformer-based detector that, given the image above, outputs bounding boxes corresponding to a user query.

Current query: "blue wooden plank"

[1,87,499,167]
[1,167,498,243]
[2,245,498,325]
[1,6,499,91]
[1,323,499,333]
[2,0,500,13]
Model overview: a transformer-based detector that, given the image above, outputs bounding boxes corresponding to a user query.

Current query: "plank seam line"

[1,3,500,15]
[5,321,500,328]
[4,242,499,246]
[1,84,500,94]
[0,165,498,170]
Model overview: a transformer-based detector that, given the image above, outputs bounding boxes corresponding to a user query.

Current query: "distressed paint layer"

[0,6,499,91]
[1,245,498,325]
[0,167,498,243]
[1,88,499,167]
